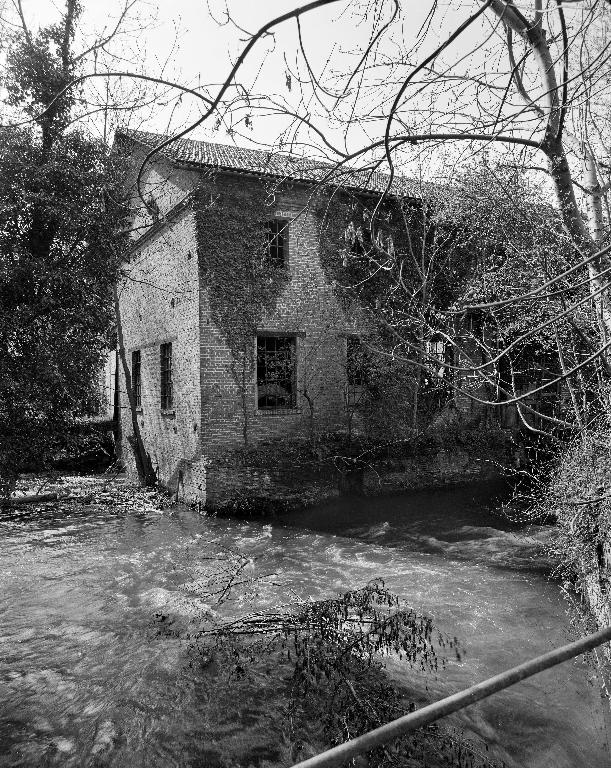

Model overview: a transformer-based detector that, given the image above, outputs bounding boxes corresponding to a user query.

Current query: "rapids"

[0,480,609,767]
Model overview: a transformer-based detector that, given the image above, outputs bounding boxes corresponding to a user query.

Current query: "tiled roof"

[117,128,417,197]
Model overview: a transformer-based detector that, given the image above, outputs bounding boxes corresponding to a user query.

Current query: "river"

[0,480,609,767]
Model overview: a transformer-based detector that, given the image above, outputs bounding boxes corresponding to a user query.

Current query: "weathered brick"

[117,163,356,502]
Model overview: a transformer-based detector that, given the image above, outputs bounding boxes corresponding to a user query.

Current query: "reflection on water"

[0,480,609,767]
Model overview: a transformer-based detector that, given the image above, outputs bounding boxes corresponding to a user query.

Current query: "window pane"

[265,220,286,267]
[160,342,173,410]
[256,336,296,409]
[132,350,141,408]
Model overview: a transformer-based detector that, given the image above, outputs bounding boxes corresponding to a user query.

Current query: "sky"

[16,0,383,141]
[12,1,492,167]
[7,0,599,191]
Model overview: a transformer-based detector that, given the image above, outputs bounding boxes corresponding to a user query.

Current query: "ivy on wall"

[315,190,473,334]
[316,192,403,316]
[192,178,481,441]
[314,188,490,433]
[194,175,289,356]
[193,175,290,442]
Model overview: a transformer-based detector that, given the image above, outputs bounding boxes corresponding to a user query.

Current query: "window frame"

[256,334,298,412]
[346,336,368,387]
[424,335,452,378]
[160,342,173,411]
[344,335,371,409]
[131,349,142,409]
[264,218,288,268]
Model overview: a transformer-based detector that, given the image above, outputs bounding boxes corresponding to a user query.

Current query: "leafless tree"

[107,0,611,430]
[11,0,611,445]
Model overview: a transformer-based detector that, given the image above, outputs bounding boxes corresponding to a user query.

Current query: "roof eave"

[117,129,419,200]
[172,158,417,199]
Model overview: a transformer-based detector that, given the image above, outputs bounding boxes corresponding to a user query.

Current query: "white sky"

[15,1,485,163]
[18,1,374,137]
[10,0,595,192]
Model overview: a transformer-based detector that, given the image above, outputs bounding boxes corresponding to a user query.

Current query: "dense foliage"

[528,420,611,601]
[194,178,289,361]
[444,166,596,351]
[0,3,125,492]
[316,162,602,434]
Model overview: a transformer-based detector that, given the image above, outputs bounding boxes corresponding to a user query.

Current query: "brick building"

[114,129,560,504]
[113,129,423,503]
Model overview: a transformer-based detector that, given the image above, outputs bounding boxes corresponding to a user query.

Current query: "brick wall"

[120,162,484,505]
[198,176,359,452]
[203,435,508,513]
[118,164,362,500]
[127,147,200,236]
[118,198,207,501]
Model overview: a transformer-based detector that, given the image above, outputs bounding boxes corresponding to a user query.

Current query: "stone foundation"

[202,432,509,515]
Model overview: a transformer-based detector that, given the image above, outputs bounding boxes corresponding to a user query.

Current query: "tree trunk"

[546,138,611,346]
[113,346,122,461]
[583,149,611,345]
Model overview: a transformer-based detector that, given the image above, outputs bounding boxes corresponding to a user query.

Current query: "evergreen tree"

[0,1,126,493]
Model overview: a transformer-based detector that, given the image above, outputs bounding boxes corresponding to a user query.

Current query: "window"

[256,336,296,410]
[345,222,394,255]
[346,337,368,386]
[345,337,372,409]
[466,311,484,337]
[160,342,173,410]
[265,220,286,267]
[424,337,453,378]
[132,350,142,408]
[425,338,446,362]
[345,222,370,257]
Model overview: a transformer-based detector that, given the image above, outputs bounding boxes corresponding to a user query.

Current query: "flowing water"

[1,480,610,767]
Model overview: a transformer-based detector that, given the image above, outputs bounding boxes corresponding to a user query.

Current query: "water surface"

[1,481,609,767]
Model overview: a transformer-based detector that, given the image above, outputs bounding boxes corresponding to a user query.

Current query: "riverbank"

[4,473,172,515]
